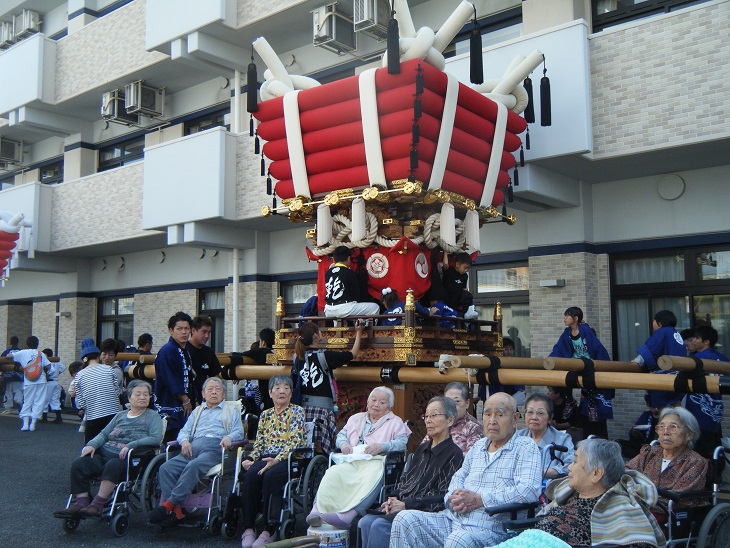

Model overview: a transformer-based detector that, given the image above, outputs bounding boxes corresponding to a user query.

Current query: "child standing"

[631,309,686,411]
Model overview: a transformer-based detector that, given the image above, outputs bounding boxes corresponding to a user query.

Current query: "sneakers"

[464,305,479,320]
[20,418,30,431]
[148,505,170,525]
[241,529,257,548]
[29,419,37,431]
[252,530,276,548]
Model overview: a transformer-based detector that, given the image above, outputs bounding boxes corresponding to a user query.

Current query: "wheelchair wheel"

[697,502,730,548]
[301,455,328,514]
[62,517,80,533]
[141,453,166,512]
[111,511,129,537]
[221,514,240,539]
[209,514,223,536]
[279,518,296,540]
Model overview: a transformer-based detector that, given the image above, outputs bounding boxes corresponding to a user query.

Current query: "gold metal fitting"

[261,205,272,217]
[494,301,503,321]
[506,214,517,225]
[362,187,379,200]
[382,218,395,225]
[324,192,340,206]
[306,228,316,239]
[276,296,285,316]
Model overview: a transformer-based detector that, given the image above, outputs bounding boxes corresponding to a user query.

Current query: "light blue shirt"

[516,426,575,476]
[177,401,244,443]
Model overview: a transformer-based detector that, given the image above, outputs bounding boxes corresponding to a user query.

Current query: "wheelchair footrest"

[181,492,214,509]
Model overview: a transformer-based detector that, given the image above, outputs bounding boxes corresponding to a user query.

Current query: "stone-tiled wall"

[0,304,33,349]
[236,133,273,220]
[54,0,167,102]
[133,290,198,351]
[237,0,305,26]
[590,1,730,157]
[225,280,278,351]
[31,301,57,354]
[50,164,148,251]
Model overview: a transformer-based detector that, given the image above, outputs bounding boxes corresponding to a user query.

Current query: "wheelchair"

[54,446,160,537]
[140,437,247,535]
[221,420,329,540]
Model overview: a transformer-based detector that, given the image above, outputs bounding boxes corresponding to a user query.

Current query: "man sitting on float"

[323,246,380,319]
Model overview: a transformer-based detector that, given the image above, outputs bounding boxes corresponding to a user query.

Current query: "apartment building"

[0,0,728,436]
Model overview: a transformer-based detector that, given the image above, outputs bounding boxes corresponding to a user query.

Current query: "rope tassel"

[513,167,519,186]
[469,6,483,85]
[254,131,260,155]
[260,155,266,176]
[247,46,258,113]
[387,1,400,75]
[519,145,525,167]
[523,77,535,124]
[540,57,551,127]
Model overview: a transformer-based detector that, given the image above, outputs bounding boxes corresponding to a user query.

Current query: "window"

[200,288,225,352]
[280,280,318,317]
[444,7,522,59]
[593,0,711,32]
[98,136,145,172]
[472,263,531,357]
[98,295,134,344]
[184,109,230,136]
[40,160,63,185]
[611,245,730,359]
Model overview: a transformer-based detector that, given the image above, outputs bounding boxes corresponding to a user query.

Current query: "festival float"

[0,211,28,286]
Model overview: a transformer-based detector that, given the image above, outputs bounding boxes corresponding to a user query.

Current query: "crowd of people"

[2,293,725,547]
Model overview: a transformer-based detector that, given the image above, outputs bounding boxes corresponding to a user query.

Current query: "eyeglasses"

[656,423,684,433]
[422,413,446,421]
[525,409,549,417]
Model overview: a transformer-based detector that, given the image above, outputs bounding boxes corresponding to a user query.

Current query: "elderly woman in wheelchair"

[492,438,665,548]
[55,380,163,517]
[358,396,464,548]
[239,374,306,548]
[306,386,411,531]
[627,406,709,525]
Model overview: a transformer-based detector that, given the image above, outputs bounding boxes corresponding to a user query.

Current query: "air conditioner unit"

[13,9,41,39]
[312,3,356,55]
[0,138,22,164]
[124,81,165,118]
[0,21,16,49]
[101,89,139,125]
[354,0,390,41]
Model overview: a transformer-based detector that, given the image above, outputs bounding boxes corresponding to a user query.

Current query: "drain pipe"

[233,69,242,133]
[232,248,240,351]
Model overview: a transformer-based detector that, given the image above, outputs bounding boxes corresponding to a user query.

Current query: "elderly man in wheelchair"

[54,380,164,521]
[148,376,243,528]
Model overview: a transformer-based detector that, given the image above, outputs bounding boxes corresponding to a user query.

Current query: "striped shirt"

[75,364,122,420]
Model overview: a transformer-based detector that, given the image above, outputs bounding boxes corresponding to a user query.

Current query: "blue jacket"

[1,345,22,382]
[636,326,686,409]
[154,337,193,432]
[382,301,431,326]
[684,348,727,433]
[549,324,614,420]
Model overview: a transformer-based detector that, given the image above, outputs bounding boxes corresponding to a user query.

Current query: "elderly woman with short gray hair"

[240,374,306,548]
[307,386,411,530]
[627,406,708,523]
[492,438,665,548]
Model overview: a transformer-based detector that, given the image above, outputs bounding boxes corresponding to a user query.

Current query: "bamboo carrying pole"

[658,355,730,375]
[543,357,645,373]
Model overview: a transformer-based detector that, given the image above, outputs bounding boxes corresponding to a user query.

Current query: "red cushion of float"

[0,232,19,242]
[0,240,18,251]
[256,59,526,204]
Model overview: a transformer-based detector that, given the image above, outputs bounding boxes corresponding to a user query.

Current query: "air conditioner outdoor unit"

[13,9,41,39]
[312,3,356,55]
[124,81,165,117]
[0,138,22,164]
[354,0,390,41]
[101,89,139,125]
[0,21,16,49]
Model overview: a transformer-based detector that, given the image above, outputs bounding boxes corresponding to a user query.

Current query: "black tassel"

[411,121,420,144]
[513,167,519,186]
[415,66,424,95]
[508,184,514,203]
[254,131,260,155]
[502,201,507,216]
[413,97,422,119]
[519,145,525,167]
[249,115,254,137]
[266,172,272,195]
[540,59,551,127]
[410,149,418,170]
[469,7,483,85]
[272,197,277,215]
[523,77,534,124]
[387,2,400,75]
[525,128,531,150]
[260,156,266,176]
[247,46,258,113]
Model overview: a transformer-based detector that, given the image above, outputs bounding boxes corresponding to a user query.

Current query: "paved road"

[0,413,239,547]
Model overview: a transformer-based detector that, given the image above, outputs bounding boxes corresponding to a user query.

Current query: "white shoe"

[20,419,30,431]
[464,305,479,320]
[29,420,37,431]
[1,408,12,415]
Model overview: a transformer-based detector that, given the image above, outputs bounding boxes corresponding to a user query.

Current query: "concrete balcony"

[143,127,255,248]
[0,33,56,116]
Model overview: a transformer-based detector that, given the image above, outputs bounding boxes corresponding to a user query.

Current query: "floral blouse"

[248,403,306,462]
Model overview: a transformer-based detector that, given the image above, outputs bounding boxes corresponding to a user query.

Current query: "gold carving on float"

[452,340,468,346]
[273,349,288,362]
[494,302,503,321]
[405,291,415,311]
[362,187,380,201]
[276,296,285,317]
[496,333,503,348]
[326,338,350,345]
[395,348,422,362]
